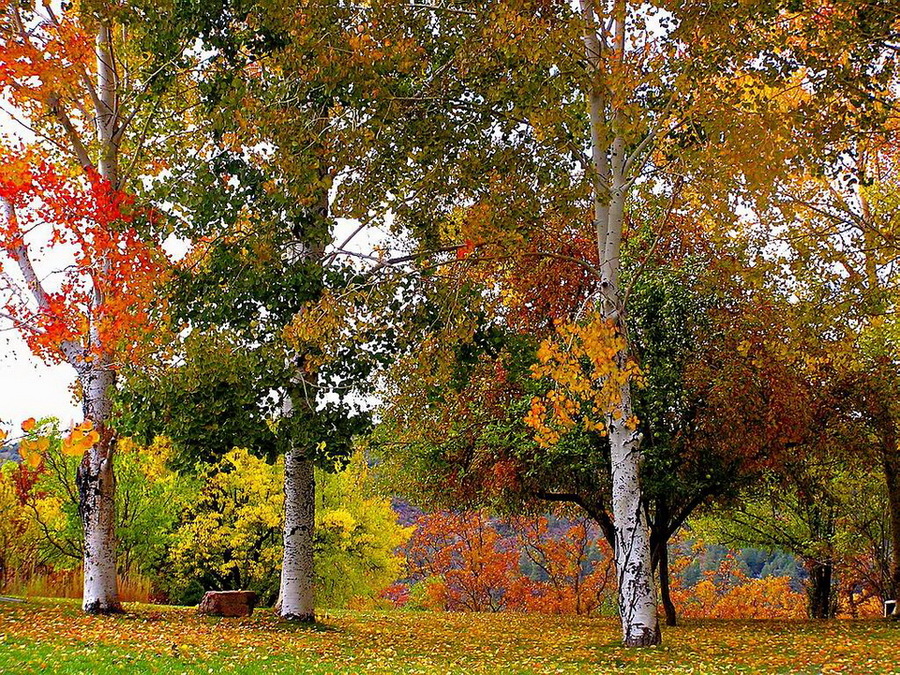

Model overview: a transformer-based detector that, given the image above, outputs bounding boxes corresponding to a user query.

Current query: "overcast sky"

[0,332,81,428]
[1,108,83,428]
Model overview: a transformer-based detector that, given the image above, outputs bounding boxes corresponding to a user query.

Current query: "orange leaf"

[456,239,476,260]
[19,440,42,468]
[61,436,84,457]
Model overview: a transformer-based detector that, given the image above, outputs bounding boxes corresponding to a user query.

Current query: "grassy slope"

[0,599,897,674]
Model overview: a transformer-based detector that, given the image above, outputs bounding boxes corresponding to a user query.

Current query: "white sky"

[0,107,82,428]
[0,332,81,428]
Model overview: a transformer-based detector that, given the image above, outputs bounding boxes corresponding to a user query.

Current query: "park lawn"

[0,599,897,674]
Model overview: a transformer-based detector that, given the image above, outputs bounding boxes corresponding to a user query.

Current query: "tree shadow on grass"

[271,618,344,634]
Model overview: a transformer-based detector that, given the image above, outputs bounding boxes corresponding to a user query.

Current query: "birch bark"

[579,0,660,646]
[279,439,316,621]
[77,363,121,613]
[74,22,122,614]
[277,168,328,621]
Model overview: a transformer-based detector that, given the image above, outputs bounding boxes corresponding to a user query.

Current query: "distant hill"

[0,443,21,464]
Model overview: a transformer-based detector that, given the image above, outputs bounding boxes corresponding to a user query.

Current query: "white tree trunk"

[276,164,328,621]
[608,382,660,645]
[602,185,660,646]
[76,365,121,613]
[279,444,316,621]
[77,21,122,614]
[95,23,119,187]
[79,445,119,612]
[578,0,661,646]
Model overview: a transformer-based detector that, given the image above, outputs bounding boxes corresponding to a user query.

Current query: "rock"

[198,590,258,617]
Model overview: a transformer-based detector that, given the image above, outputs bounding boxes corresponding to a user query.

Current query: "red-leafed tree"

[511,516,615,616]
[0,2,173,613]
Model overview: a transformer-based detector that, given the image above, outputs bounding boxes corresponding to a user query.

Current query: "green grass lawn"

[0,598,897,674]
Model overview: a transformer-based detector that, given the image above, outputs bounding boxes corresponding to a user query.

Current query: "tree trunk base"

[280,611,316,623]
[280,447,316,624]
[83,600,124,615]
[623,624,662,647]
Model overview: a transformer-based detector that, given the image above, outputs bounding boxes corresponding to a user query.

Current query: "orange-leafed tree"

[511,516,615,616]
[405,511,519,613]
[669,551,806,621]
[0,2,174,613]
[402,511,617,615]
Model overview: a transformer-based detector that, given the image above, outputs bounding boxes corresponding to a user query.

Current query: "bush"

[168,447,411,607]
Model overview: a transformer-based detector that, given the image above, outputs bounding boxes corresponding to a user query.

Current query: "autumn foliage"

[395,511,616,615]
[670,551,807,621]
[0,156,166,365]
[525,313,643,446]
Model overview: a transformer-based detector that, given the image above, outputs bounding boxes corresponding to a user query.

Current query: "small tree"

[0,156,166,612]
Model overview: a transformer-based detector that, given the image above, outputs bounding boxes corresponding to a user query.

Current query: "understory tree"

[166,447,409,607]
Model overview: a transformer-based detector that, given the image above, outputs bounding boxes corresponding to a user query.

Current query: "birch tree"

[573,0,662,644]
[343,0,680,645]
[116,0,403,621]
[0,2,183,613]
[335,0,830,644]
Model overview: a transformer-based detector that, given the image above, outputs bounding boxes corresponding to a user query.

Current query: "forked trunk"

[578,0,660,645]
[806,558,836,619]
[279,445,316,621]
[77,366,121,614]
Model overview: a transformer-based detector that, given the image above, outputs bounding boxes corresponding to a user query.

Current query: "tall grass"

[1,566,155,603]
